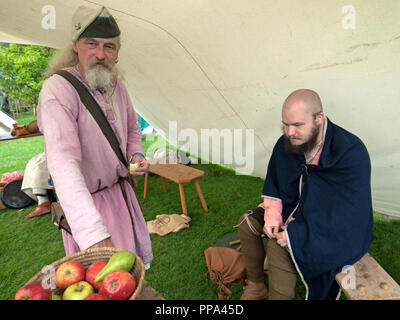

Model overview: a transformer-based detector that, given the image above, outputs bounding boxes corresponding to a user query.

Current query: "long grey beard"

[85,65,114,91]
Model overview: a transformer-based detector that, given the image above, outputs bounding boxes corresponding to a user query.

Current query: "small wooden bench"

[335,253,400,300]
[142,163,209,216]
[0,132,43,141]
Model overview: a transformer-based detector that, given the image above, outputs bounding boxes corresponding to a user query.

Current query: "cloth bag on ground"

[147,214,191,236]
[204,246,246,300]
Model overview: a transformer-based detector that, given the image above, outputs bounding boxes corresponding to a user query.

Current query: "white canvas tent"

[0,110,15,138]
[1,0,399,218]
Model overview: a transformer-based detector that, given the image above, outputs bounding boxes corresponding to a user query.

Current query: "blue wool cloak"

[262,118,374,300]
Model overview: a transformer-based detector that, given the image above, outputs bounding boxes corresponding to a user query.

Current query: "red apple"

[55,260,85,289]
[85,260,107,290]
[99,270,136,300]
[14,281,52,300]
[84,293,105,300]
[62,281,94,300]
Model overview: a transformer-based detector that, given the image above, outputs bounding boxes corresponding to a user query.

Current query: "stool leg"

[161,177,168,192]
[143,172,149,199]
[194,180,208,212]
[178,183,188,215]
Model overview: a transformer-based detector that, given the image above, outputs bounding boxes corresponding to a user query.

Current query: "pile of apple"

[14,250,137,300]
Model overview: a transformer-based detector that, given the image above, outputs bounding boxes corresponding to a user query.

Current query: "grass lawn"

[1,116,399,300]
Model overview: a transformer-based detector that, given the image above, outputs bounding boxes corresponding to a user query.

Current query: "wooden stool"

[142,163,208,216]
[335,252,400,300]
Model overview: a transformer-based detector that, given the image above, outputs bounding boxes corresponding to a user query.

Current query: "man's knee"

[267,239,297,299]
[237,214,263,237]
[237,214,249,234]
[267,239,296,273]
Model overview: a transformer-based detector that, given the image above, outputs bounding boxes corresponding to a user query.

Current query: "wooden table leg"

[178,183,187,215]
[143,172,149,199]
[161,177,168,192]
[194,180,208,212]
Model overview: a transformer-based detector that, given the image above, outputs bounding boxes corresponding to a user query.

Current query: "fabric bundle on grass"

[147,214,191,236]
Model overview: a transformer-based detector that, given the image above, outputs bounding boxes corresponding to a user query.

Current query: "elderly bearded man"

[37,6,153,267]
[237,89,373,300]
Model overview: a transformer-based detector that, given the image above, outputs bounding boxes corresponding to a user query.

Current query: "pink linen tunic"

[37,67,153,264]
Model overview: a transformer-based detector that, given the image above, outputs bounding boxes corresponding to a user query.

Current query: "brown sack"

[51,201,72,235]
[26,120,39,134]
[204,246,246,300]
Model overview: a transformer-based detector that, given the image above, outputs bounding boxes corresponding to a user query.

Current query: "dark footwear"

[25,201,51,218]
[240,279,268,300]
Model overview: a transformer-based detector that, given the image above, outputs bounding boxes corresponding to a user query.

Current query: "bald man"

[238,89,373,300]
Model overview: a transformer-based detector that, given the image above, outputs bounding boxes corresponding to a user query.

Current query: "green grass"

[13,112,37,126]
[1,119,399,300]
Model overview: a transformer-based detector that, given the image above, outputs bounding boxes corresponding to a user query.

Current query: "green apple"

[52,294,61,300]
[62,281,94,300]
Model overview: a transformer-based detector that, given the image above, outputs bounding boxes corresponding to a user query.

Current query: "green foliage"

[0,44,55,105]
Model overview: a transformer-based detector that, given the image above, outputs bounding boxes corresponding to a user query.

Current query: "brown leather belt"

[118,176,135,228]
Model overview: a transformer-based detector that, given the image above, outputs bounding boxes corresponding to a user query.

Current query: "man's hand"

[131,154,149,175]
[262,198,284,239]
[260,202,279,238]
[275,226,288,247]
[88,238,114,249]
[263,225,279,239]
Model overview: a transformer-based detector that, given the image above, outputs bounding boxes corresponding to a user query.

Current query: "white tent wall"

[0,0,399,218]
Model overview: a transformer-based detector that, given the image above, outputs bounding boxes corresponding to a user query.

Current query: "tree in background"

[0,43,55,115]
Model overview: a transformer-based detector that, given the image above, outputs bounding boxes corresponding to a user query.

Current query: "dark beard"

[283,123,320,155]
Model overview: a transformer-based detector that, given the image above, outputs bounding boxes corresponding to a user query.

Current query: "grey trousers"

[237,213,298,299]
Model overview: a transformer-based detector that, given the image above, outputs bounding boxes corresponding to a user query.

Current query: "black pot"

[1,178,34,209]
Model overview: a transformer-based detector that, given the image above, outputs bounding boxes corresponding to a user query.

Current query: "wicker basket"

[27,247,145,300]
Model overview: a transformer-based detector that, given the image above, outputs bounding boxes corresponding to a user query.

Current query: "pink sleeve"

[123,86,144,160]
[38,77,110,250]
[263,197,283,227]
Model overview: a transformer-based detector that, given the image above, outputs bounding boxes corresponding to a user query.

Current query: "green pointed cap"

[72,6,120,41]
